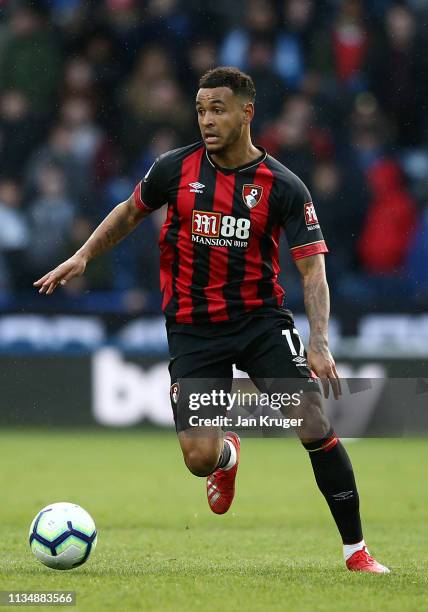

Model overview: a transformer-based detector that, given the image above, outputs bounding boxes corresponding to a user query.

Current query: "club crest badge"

[170,382,180,404]
[242,184,263,209]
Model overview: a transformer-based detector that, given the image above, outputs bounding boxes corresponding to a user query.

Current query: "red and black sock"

[302,429,363,544]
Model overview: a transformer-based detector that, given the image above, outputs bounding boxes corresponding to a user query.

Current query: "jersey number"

[282,328,305,356]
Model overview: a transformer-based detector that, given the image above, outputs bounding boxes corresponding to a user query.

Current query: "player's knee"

[183,447,219,477]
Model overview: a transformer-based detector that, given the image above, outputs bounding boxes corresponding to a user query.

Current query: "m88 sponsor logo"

[191,210,250,247]
[304,202,320,230]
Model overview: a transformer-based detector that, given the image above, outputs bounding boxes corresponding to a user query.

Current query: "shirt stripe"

[240,163,275,311]
[205,172,236,321]
[189,155,217,323]
[222,169,256,319]
[175,147,204,323]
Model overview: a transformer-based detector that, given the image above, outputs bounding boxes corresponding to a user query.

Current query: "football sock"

[343,539,366,561]
[215,438,236,470]
[302,429,363,545]
[223,438,237,470]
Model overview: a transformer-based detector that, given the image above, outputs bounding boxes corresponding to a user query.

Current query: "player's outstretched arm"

[295,253,341,399]
[34,193,149,295]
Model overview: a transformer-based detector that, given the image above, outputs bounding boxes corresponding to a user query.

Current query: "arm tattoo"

[302,268,330,353]
[104,214,132,250]
[78,201,149,262]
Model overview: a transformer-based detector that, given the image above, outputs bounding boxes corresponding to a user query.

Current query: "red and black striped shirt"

[133,142,328,325]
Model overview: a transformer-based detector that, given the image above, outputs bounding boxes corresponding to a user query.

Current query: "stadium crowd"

[0,0,427,314]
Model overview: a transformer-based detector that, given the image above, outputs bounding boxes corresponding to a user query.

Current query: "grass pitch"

[0,431,426,611]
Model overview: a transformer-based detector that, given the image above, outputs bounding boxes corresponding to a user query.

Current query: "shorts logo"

[170,382,180,405]
[192,210,221,237]
[242,184,263,209]
[292,356,307,365]
[304,202,318,226]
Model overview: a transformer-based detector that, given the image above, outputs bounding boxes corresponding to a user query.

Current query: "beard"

[206,123,243,154]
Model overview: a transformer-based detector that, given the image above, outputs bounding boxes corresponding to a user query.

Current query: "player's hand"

[33,253,87,295]
[307,347,341,400]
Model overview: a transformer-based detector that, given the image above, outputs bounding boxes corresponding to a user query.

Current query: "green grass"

[0,432,426,611]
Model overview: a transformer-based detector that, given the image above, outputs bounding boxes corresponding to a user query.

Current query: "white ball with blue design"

[29,502,97,570]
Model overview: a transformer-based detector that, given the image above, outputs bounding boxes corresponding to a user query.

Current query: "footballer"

[34,67,389,573]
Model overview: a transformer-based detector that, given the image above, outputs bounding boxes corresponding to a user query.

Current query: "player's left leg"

[238,314,390,573]
[296,397,389,573]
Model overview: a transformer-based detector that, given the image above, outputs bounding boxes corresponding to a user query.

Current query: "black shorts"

[167,308,320,432]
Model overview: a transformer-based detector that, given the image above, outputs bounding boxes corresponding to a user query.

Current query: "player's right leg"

[174,388,241,514]
[178,425,224,477]
[167,329,240,514]
[178,427,240,514]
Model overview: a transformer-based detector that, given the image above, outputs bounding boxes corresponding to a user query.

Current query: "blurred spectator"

[219,0,278,70]
[0,4,62,112]
[59,54,122,194]
[142,0,192,52]
[0,178,29,290]
[104,0,143,57]
[0,89,46,176]
[84,28,123,114]
[259,95,319,184]
[27,165,75,276]
[246,38,286,134]
[274,0,316,87]
[62,56,99,105]
[406,207,428,300]
[311,161,367,280]
[366,4,423,145]
[60,96,103,165]
[358,159,417,274]
[119,46,191,158]
[25,123,85,206]
[311,0,369,91]
[333,0,369,85]
[346,93,391,172]
[221,0,316,88]
[49,0,84,27]
[58,96,107,214]
[122,45,174,109]
[181,38,217,98]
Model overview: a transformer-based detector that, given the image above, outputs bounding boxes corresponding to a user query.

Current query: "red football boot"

[346,547,390,573]
[206,432,240,515]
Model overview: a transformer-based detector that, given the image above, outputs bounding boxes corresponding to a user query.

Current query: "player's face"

[196,87,250,153]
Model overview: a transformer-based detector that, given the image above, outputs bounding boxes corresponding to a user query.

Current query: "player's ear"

[243,102,254,125]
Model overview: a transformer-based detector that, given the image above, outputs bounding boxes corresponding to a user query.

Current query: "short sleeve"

[280,175,328,261]
[133,155,169,212]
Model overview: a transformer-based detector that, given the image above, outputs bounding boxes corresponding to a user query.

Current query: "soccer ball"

[29,502,97,570]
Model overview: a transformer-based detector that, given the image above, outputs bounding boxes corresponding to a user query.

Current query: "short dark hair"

[199,66,256,102]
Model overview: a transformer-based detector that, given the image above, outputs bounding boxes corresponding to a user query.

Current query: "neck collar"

[205,145,267,174]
